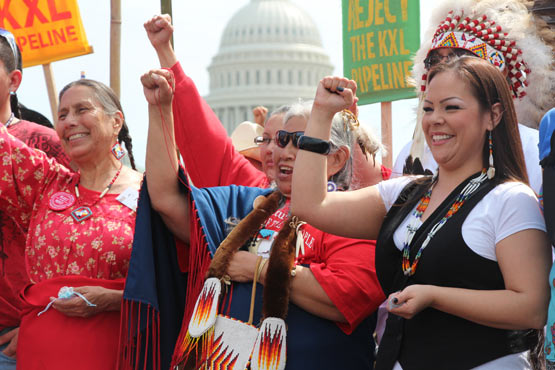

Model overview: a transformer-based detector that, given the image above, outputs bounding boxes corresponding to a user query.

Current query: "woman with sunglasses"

[292,59,550,370]
[0,28,73,370]
[129,69,385,370]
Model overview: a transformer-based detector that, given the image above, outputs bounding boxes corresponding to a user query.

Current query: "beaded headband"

[421,10,530,99]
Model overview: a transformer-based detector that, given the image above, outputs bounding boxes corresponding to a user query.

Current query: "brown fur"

[261,217,297,320]
[207,191,282,279]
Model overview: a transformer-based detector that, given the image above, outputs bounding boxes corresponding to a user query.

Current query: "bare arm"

[142,69,190,243]
[389,229,550,330]
[291,76,387,240]
[226,251,346,322]
[145,15,265,188]
[287,265,347,322]
[144,14,177,68]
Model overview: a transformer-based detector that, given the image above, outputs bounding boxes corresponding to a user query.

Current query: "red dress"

[0,125,136,369]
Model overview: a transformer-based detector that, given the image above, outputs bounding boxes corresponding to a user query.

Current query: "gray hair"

[284,99,381,191]
[267,104,290,122]
[284,100,312,124]
[58,79,137,170]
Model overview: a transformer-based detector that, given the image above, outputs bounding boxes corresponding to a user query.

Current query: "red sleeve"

[310,232,385,334]
[0,124,68,231]
[170,62,267,188]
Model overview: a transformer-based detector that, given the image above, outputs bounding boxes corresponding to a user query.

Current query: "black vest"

[375,176,537,370]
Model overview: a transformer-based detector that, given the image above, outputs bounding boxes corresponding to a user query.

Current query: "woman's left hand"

[51,286,123,318]
[226,251,259,283]
[141,69,174,106]
[386,284,435,319]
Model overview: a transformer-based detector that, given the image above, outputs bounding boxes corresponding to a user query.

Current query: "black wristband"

[297,135,332,155]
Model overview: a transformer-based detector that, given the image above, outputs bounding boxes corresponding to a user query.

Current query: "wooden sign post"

[381,101,392,168]
[110,0,122,98]
[43,63,58,117]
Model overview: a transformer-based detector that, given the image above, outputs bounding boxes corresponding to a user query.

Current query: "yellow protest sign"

[0,0,92,68]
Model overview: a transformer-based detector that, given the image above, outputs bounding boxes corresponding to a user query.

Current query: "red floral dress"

[0,125,137,369]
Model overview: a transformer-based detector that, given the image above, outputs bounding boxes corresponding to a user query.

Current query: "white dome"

[205,0,334,133]
[220,0,323,49]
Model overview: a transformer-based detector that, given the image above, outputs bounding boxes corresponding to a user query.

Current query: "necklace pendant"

[71,206,93,222]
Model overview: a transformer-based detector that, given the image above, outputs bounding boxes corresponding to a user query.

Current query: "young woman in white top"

[291,57,551,370]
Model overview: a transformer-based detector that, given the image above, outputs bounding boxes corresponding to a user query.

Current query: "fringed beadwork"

[487,131,495,180]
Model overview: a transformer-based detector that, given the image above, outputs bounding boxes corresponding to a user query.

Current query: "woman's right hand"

[141,69,174,106]
[313,76,357,117]
[144,14,173,50]
[0,328,18,358]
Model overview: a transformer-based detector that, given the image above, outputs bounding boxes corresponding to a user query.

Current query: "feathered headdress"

[411,0,554,128]
[405,0,555,175]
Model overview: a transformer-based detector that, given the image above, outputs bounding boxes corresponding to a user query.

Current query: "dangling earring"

[487,131,495,180]
[327,181,337,192]
[111,142,125,160]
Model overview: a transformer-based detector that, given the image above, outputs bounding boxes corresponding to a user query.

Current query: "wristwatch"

[297,135,332,155]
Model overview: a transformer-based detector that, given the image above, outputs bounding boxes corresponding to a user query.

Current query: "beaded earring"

[487,131,495,180]
[111,142,125,160]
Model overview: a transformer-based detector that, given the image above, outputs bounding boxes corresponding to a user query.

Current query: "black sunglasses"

[276,130,304,148]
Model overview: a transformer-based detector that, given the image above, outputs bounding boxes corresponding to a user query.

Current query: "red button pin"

[49,192,76,211]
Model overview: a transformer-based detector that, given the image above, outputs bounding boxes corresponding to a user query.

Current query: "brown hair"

[59,79,137,170]
[427,57,529,185]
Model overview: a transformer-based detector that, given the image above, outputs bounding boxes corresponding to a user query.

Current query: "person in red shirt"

[137,68,386,370]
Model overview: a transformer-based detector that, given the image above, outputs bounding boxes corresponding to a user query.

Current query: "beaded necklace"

[402,170,488,276]
[4,113,14,128]
[71,163,123,222]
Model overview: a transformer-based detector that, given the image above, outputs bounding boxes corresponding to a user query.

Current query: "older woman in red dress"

[0,79,142,369]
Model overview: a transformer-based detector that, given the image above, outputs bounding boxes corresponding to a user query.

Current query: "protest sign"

[342,0,420,105]
[1,0,92,68]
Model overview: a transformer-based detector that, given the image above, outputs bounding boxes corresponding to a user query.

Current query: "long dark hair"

[427,57,528,185]
[59,79,137,170]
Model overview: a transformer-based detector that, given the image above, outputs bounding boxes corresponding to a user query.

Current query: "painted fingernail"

[337,86,344,92]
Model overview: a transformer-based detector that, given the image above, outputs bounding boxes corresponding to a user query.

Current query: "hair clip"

[341,109,360,131]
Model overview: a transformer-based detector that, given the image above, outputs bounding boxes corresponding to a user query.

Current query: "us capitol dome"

[205,0,334,133]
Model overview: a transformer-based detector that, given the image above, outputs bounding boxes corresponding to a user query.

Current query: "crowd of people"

[0,0,553,369]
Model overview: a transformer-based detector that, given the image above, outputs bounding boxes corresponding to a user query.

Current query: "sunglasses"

[276,130,304,148]
[0,28,19,69]
[254,136,272,146]
[424,48,476,70]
